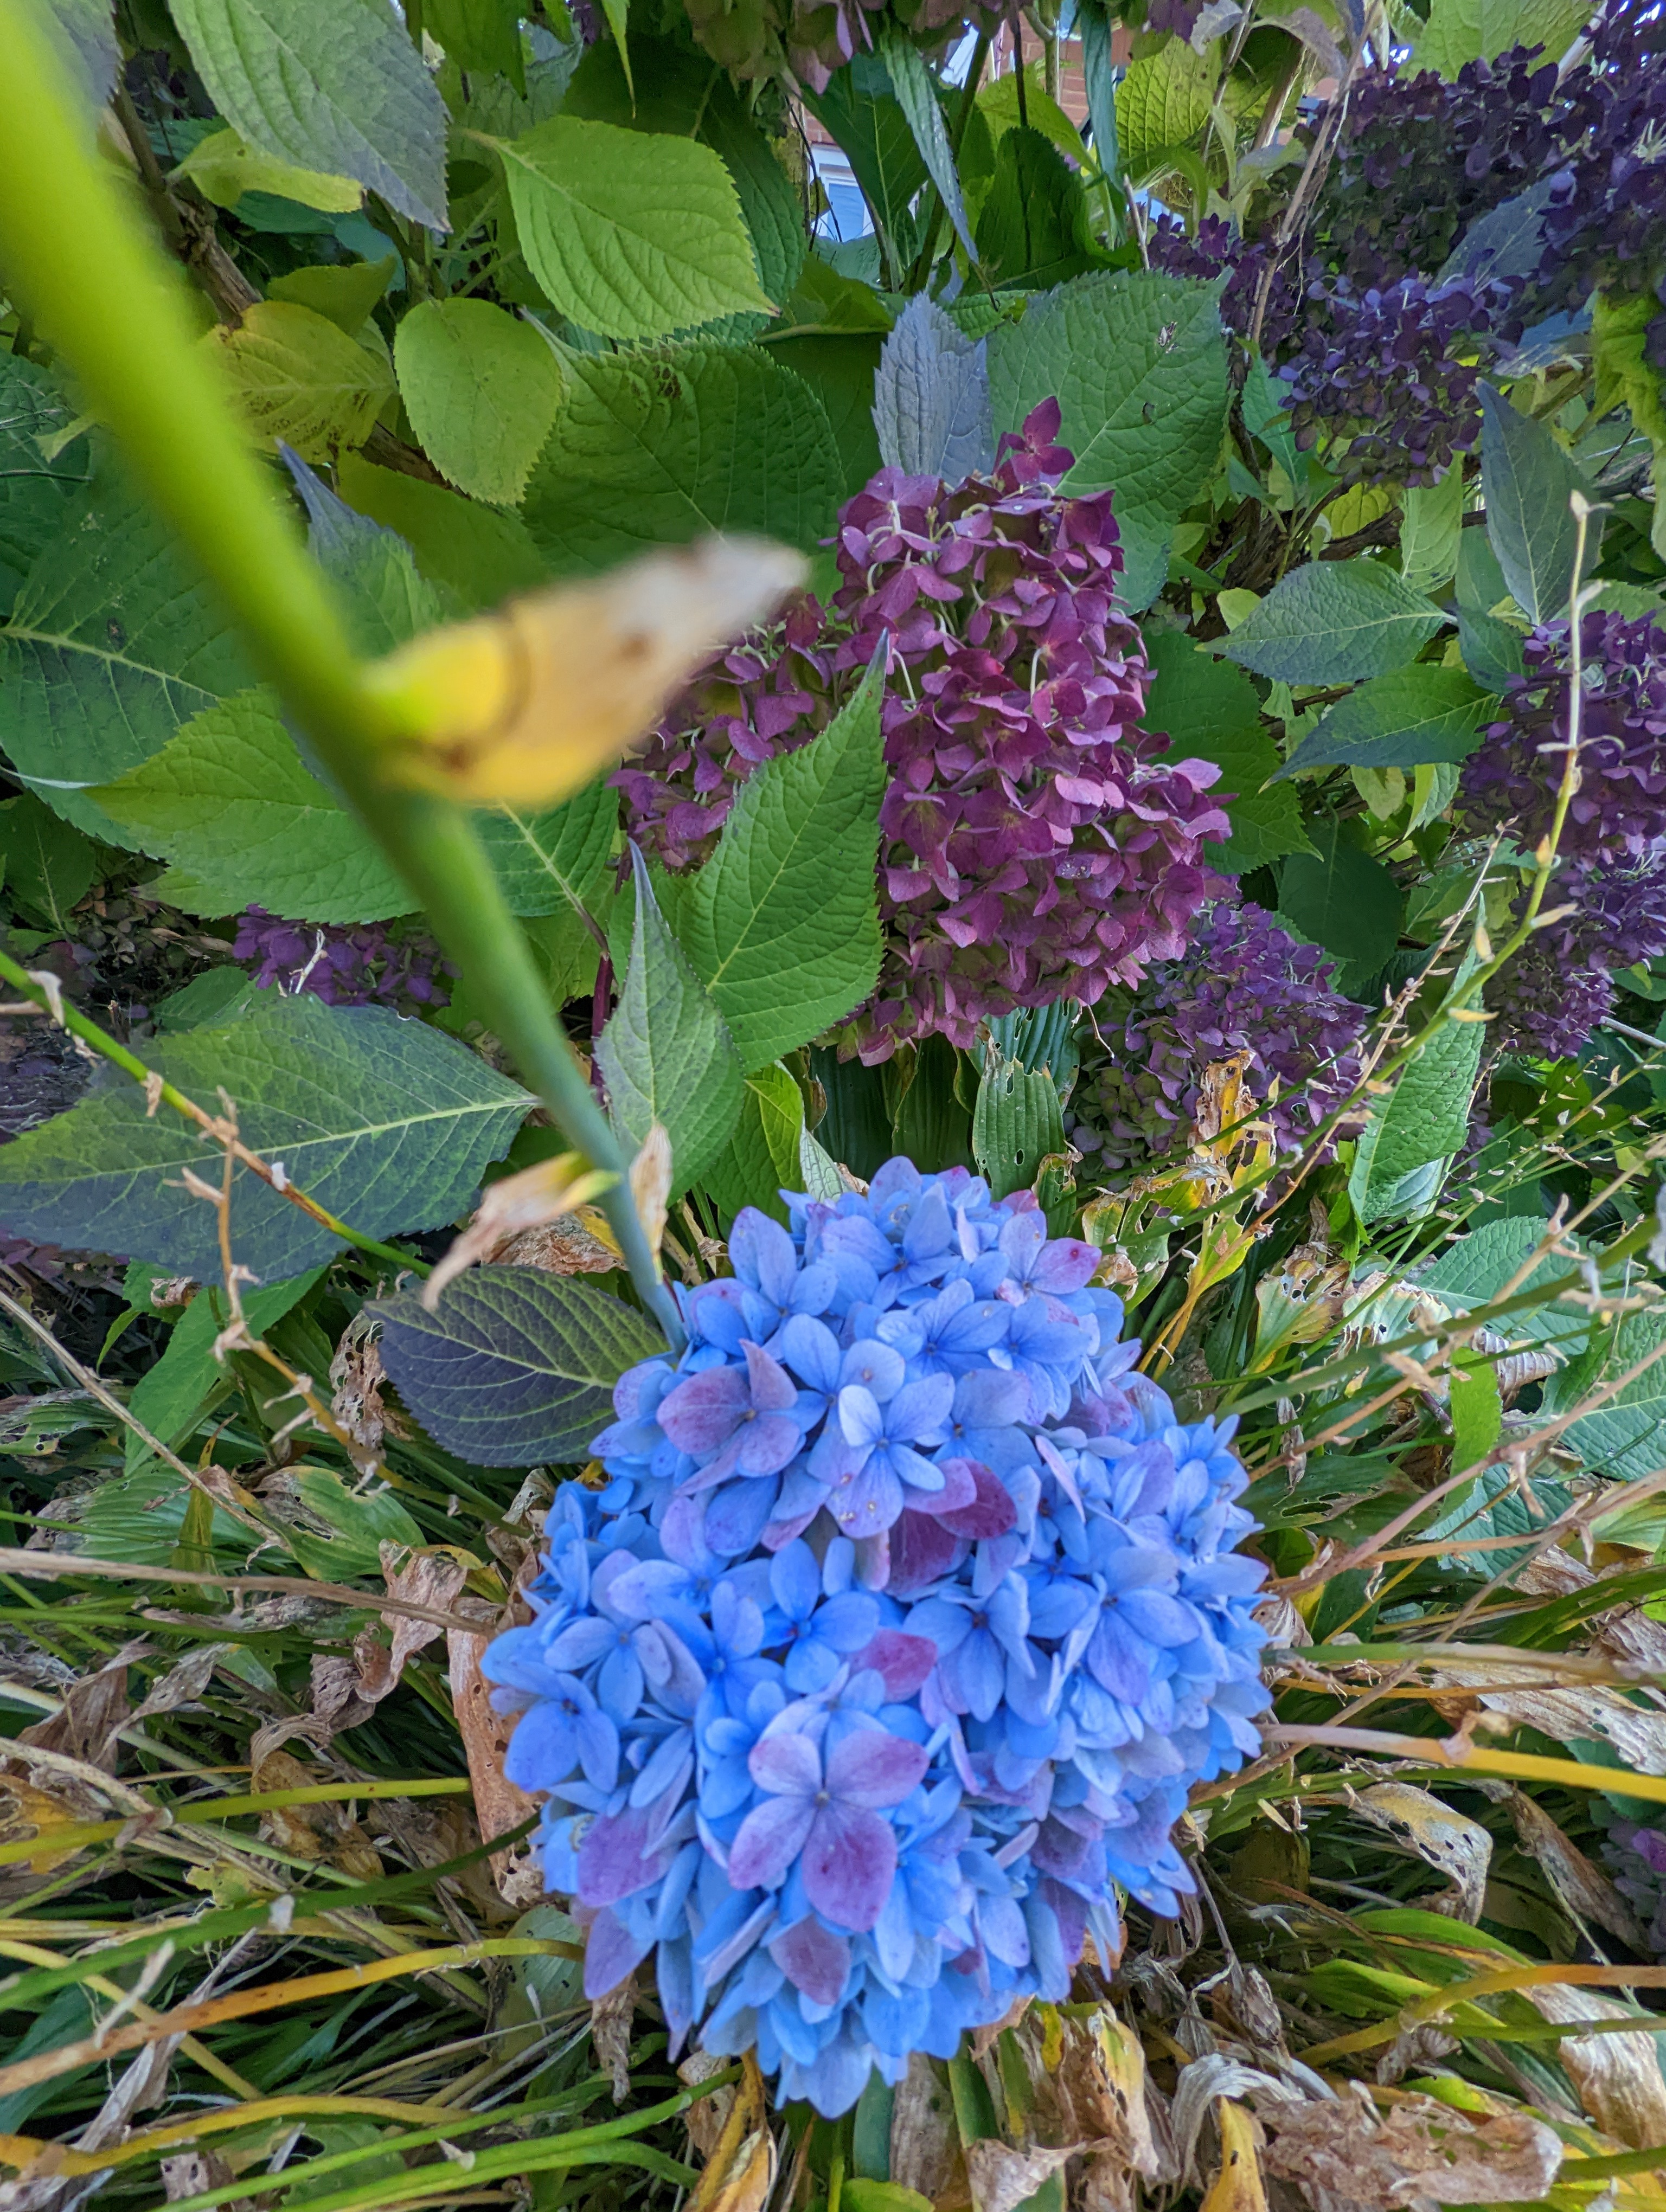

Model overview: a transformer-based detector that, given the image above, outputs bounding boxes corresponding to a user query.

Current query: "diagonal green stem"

[0,0,681,1346]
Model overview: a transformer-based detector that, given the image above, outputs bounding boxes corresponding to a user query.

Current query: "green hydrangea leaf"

[475,779,618,922]
[987,271,1227,615]
[93,689,412,924]
[679,651,887,1073]
[1479,382,1596,625]
[394,298,565,506]
[0,993,531,1278]
[597,849,745,1196]
[491,115,772,340]
[375,1268,664,1467]
[1278,666,1497,777]
[0,470,254,843]
[1219,560,1445,684]
[522,342,840,577]
[701,1064,807,1227]
[169,0,448,227]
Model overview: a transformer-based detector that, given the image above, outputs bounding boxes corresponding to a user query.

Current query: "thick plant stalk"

[0,0,681,1345]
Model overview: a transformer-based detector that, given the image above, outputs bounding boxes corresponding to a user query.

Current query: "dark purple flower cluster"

[619,404,1229,1062]
[1602,1820,1666,1954]
[1464,613,1666,1056]
[1143,0,1204,38]
[1279,272,1517,485]
[483,1165,1267,2113]
[1145,214,1304,354]
[233,909,455,1009]
[1534,0,1666,366]
[1314,46,1564,289]
[1461,613,1666,865]
[1072,901,1369,1169]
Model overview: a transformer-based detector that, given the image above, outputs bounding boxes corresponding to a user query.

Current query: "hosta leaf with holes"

[375,1269,665,1465]
[973,1049,1065,1203]
[0,993,530,1279]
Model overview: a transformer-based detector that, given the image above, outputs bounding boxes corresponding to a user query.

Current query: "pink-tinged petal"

[748,1729,822,1798]
[576,1808,665,1907]
[918,1456,978,1515]
[1030,1238,1100,1293]
[732,1411,803,1478]
[770,1919,851,2007]
[742,1338,799,1414]
[852,1629,939,1699]
[657,1367,746,1455]
[887,1509,963,1596]
[826,1727,930,1809]
[803,1803,898,1932]
[583,1905,653,1999]
[727,1793,817,1891]
[937,1461,1017,1540]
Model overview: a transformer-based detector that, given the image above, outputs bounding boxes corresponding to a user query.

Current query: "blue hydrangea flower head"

[484,1160,1269,2114]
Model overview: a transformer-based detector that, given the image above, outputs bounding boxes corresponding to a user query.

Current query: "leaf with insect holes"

[0,993,531,1279]
[974,1049,1065,1203]
[375,1268,665,1465]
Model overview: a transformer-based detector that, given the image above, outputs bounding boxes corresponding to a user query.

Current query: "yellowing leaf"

[171,125,361,212]
[367,536,806,807]
[209,300,395,461]
[1201,2103,1268,2212]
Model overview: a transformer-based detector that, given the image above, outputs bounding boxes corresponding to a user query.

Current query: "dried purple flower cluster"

[1535,0,1666,366]
[233,910,455,1009]
[1072,902,1370,1169]
[1461,613,1666,865]
[1145,214,1301,353]
[1463,613,1666,1056]
[1279,273,1516,486]
[1314,46,1564,290]
[619,404,1229,1063]
[483,1166,1267,2113]
[1601,1820,1666,1954]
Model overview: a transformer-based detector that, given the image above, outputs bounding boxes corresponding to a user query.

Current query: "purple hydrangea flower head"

[1279,272,1516,486]
[617,404,1231,1062]
[233,909,455,1009]
[484,1159,1268,2114]
[1460,613,1666,866]
[1602,1819,1666,1955]
[1073,900,1370,1171]
[1313,45,1566,290]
